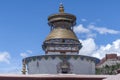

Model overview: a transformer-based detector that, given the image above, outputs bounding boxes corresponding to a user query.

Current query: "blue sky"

[0,0,120,74]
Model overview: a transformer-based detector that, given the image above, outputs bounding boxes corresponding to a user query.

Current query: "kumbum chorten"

[22,4,100,74]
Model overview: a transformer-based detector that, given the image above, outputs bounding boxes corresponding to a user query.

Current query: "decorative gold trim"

[59,3,64,13]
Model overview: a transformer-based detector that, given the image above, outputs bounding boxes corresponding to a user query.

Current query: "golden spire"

[22,59,27,75]
[59,3,64,13]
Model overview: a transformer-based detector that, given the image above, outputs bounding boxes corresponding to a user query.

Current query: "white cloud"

[94,39,120,57]
[74,24,96,38]
[26,50,32,54]
[113,39,120,49]
[0,51,10,64]
[74,24,120,39]
[81,19,87,22]
[79,38,120,59]
[86,33,96,38]
[89,25,120,34]
[74,24,90,33]
[20,50,32,58]
[20,52,28,58]
[79,38,97,55]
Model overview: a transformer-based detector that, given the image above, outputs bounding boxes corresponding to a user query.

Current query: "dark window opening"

[62,39,65,43]
[61,68,69,74]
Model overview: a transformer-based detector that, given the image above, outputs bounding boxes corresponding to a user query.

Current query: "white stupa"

[22,4,100,74]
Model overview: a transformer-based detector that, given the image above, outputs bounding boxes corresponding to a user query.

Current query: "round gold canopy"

[45,28,78,41]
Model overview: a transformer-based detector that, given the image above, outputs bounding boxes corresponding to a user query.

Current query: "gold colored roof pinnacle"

[59,3,64,13]
[22,59,27,75]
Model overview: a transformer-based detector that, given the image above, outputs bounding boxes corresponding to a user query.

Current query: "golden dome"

[45,28,78,41]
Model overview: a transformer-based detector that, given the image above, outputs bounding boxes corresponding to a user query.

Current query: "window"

[62,39,65,43]
[61,66,69,74]
[57,60,71,74]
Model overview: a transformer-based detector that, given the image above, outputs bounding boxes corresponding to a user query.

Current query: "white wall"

[26,55,96,74]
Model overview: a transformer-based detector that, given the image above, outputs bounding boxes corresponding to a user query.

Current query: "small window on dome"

[62,39,65,43]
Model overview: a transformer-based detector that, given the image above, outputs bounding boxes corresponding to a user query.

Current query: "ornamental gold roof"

[48,13,76,25]
[48,4,76,27]
[45,28,78,41]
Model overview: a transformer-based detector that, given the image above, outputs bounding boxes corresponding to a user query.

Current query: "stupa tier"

[42,4,82,54]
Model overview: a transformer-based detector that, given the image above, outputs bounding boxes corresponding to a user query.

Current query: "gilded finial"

[22,59,27,75]
[59,3,64,13]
